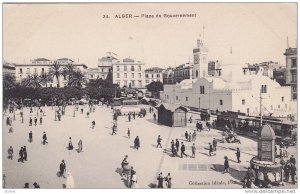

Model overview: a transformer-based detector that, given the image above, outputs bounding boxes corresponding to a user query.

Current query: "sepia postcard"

[2,2,298,190]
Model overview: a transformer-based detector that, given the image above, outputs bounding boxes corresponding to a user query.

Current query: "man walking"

[284,160,291,182]
[224,156,229,173]
[188,132,192,142]
[78,140,83,153]
[180,142,187,158]
[42,132,48,145]
[127,128,131,139]
[236,147,241,163]
[134,136,140,150]
[185,131,188,141]
[29,131,33,143]
[92,121,95,129]
[157,135,162,148]
[157,172,164,188]
[59,160,66,178]
[213,138,217,151]
[7,146,13,160]
[192,143,196,158]
[112,123,117,135]
[40,117,43,125]
[209,143,213,156]
[29,117,32,126]
[34,117,37,126]
[18,147,24,163]
[290,163,296,184]
[175,139,179,152]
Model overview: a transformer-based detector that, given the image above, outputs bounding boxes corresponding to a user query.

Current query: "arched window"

[196,70,199,78]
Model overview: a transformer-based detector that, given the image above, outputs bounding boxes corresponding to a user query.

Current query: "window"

[186,97,188,101]
[145,74,149,78]
[196,70,199,78]
[138,80,142,86]
[247,108,249,114]
[292,58,297,67]
[200,86,205,94]
[124,66,127,71]
[131,73,134,78]
[261,85,267,93]
[281,96,284,102]
[138,65,141,71]
[116,66,120,71]
[167,95,169,100]
[138,73,141,78]
[285,104,287,109]
[220,100,223,105]
[26,68,30,74]
[293,86,297,92]
[157,74,160,78]
[176,96,178,100]
[50,84,52,88]
[292,72,297,82]
[42,68,44,74]
[91,75,94,78]
[57,84,59,88]
[131,80,135,86]
[124,73,127,78]
[124,81,127,86]
[19,68,23,74]
[34,68,37,74]
[131,66,135,71]
[63,75,67,80]
[242,99,245,105]
[117,73,120,78]
[152,74,154,78]
[278,105,280,109]
[146,80,149,84]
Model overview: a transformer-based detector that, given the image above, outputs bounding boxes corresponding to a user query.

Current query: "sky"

[3,3,297,68]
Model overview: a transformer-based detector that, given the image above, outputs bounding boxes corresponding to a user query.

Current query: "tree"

[146,81,164,98]
[39,72,52,87]
[62,63,75,86]
[21,74,42,88]
[3,74,16,90]
[68,71,86,88]
[49,61,62,88]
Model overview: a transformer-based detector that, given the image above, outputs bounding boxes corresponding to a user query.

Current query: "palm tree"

[49,61,62,88]
[21,74,42,88]
[62,63,75,86]
[68,71,86,88]
[39,72,52,87]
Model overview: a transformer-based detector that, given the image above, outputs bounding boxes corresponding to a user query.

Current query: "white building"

[112,58,145,88]
[160,64,295,117]
[14,58,88,88]
[145,67,164,85]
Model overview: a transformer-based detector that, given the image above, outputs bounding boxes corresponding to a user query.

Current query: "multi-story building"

[284,47,297,100]
[86,68,100,80]
[273,66,286,86]
[97,56,115,80]
[173,63,193,84]
[14,58,88,88]
[112,58,145,88]
[3,63,16,77]
[162,67,174,85]
[144,67,164,85]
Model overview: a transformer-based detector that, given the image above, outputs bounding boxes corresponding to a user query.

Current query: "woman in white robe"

[66,172,75,189]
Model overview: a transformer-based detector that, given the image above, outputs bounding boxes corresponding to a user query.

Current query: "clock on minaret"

[194,54,199,64]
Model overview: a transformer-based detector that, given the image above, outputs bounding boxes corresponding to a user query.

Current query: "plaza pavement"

[2,105,297,189]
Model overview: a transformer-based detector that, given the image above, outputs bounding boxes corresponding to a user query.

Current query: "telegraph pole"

[260,87,263,127]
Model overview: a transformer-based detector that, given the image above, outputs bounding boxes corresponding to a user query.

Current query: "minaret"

[192,32,208,79]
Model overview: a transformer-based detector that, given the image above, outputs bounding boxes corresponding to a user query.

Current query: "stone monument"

[257,124,275,162]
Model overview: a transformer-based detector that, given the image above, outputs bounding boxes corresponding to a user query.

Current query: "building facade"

[14,58,88,88]
[160,65,295,118]
[3,63,16,77]
[284,47,297,100]
[112,58,145,88]
[162,67,175,85]
[173,63,193,84]
[144,67,164,85]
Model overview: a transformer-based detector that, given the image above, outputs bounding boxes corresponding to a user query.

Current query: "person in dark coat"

[68,137,73,150]
[236,147,241,163]
[59,160,66,178]
[127,128,130,139]
[209,143,213,156]
[24,183,29,188]
[40,117,42,125]
[29,117,32,126]
[134,136,140,150]
[81,108,83,114]
[6,117,9,126]
[284,160,291,182]
[224,156,229,173]
[185,131,188,141]
[128,114,131,122]
[34,117,37,126]
[29,131,33,143]
[199,122,203,132]
[157,135,162,148]
[33,182,40,188]
[18,147,24,163]
[196,121,200,131]
[92,121,95,129]
[192,143,196,158]
[171,140,176,157]
[112,123,117,135]
[133,112,135,120]
[42,132,48,145]
[180,142,187,158]
[175,139,179,152]
[290,155,296,165]
[157,172,164,188]
[153,113,156,120]
[7,146,13,160]
[290,163,296,184]
[23,146,27,161]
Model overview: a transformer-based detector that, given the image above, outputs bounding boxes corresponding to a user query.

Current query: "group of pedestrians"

[283,155,297,184]
[18,146,27,163]
[157,172,172,188]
